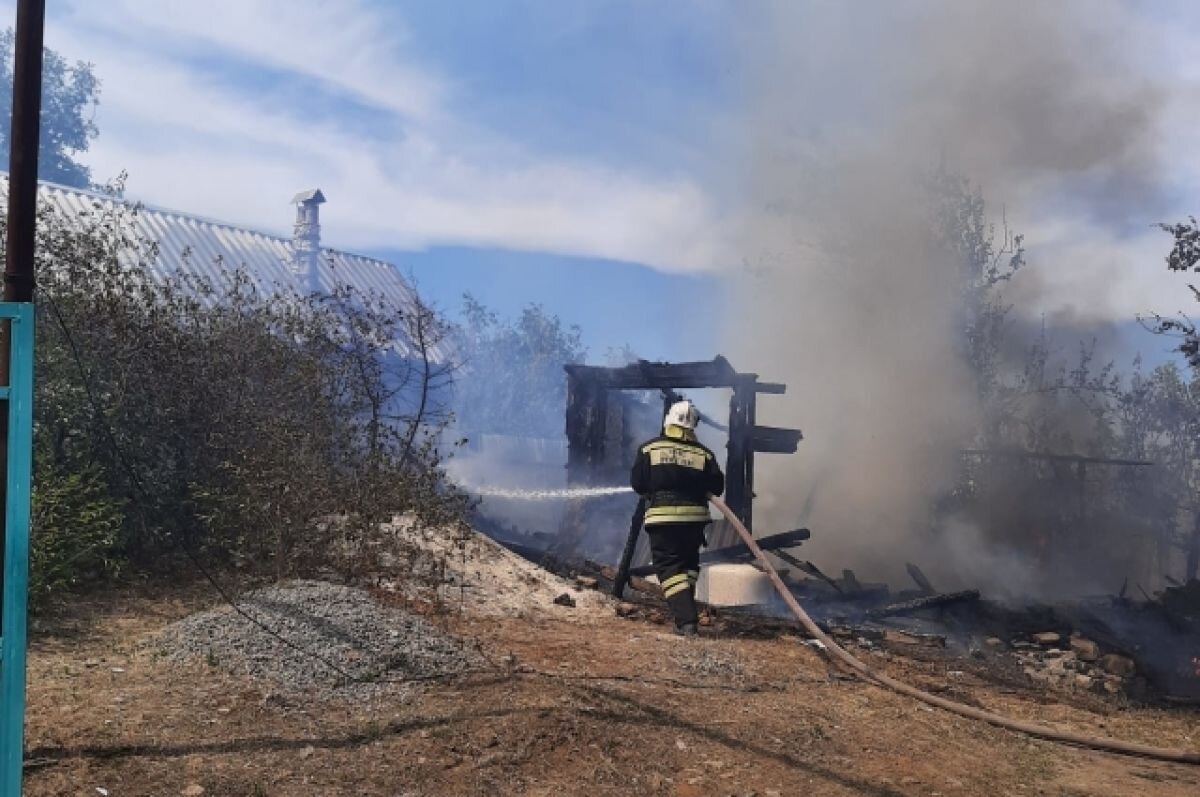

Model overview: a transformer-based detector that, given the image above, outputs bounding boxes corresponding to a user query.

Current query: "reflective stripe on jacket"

[630,425,725,526]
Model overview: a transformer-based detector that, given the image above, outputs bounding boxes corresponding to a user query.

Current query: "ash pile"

[158,580,480,700]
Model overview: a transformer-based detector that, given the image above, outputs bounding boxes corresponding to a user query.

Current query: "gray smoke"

[727,1,1171,590]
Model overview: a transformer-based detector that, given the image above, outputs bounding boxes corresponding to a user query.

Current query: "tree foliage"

[453,294,586,439]
[925,166,1026,412]
[0,27,100,188]
[925,172,1200,586]
[1150,217,1200,369]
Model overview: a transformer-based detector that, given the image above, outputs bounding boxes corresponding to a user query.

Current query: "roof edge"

[0,171,402,273]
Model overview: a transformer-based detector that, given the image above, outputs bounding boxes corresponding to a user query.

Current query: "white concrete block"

[695,563,773,606]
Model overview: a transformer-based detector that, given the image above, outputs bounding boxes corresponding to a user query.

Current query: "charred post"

[564,372,609,485]
[1187,514,1200,583]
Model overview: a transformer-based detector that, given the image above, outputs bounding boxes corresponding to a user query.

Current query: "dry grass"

[20,582,1200,796]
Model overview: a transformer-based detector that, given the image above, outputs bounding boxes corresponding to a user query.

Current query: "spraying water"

[456,484,634,501]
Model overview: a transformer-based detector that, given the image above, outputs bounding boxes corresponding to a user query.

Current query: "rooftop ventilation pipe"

[290,188,325,295]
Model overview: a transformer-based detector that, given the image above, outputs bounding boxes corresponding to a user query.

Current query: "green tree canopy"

[0,28,100,188]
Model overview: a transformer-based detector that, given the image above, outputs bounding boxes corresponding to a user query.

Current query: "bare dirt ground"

[21,579,1200,797]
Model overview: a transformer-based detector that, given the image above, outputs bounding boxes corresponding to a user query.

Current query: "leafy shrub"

[29,459,124,601]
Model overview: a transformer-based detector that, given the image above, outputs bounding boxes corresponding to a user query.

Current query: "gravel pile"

[158,580,480,699]
[671,642,748,683]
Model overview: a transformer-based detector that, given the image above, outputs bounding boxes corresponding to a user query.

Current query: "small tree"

[924,166,1026,420]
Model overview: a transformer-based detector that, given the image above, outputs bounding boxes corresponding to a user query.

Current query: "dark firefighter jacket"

[630,425,725,525]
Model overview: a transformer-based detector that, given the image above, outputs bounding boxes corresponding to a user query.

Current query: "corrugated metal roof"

[3,174,447,361]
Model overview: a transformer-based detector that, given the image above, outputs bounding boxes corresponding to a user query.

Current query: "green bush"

[30,460,124,602]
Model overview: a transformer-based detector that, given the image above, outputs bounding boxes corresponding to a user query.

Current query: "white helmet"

[664,399,700,431]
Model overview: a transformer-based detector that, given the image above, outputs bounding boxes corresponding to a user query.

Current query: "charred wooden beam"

[773,551,843,594]
[744,376,757,529]
[841,569,863,593]
[627,528,810,577]
[961,448,1153,468]
[863,590,980,620]
[700,528,809,564]
[722,374,756,536]
[906,563,936,596]
[752,425,803,454]
[565,356,743,389]
[1188,514,1200,582]
[755,382,787,394]
[881,629,947,647]
[828,625,946,647]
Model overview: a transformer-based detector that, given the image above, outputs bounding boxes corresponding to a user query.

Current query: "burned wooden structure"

[562,356,801,549]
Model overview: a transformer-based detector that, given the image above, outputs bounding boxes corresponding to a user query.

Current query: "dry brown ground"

[20,584,1200,797]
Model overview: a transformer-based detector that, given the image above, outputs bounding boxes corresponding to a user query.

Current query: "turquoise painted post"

[0,303,35,796]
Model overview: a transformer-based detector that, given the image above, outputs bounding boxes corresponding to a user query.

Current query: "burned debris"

[463,353,1200,708]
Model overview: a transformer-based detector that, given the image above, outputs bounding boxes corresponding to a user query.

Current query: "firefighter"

[630,399,725,636]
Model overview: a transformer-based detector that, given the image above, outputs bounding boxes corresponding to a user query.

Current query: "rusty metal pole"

[0,0,45,627]
[4,0,43,306]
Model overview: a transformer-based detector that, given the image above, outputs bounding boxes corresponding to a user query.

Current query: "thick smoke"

[729,1,1170,591]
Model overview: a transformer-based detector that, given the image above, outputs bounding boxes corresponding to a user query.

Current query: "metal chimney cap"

[290,188,326,205]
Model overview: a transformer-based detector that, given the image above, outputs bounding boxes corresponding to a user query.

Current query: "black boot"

[675,622,699,637]
[666,588,699,631]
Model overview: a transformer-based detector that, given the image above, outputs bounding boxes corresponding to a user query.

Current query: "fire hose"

[707,495,1200,765]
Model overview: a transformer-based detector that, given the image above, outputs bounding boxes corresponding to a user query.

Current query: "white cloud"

[1006,217,1186,325]
[0,0,733,274]
[63,0,445,123]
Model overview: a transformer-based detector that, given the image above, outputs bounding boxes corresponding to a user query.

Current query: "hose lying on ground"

[708,495,1200,766]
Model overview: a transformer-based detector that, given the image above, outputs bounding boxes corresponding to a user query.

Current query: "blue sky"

[14,0,748,361]
[5,0,1200,367]
[393,246,722,362]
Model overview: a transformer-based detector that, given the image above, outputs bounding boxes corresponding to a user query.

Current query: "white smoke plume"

[727,1,1172,589]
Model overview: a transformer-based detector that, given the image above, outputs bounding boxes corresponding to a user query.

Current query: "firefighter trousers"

[646,522,706,628]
